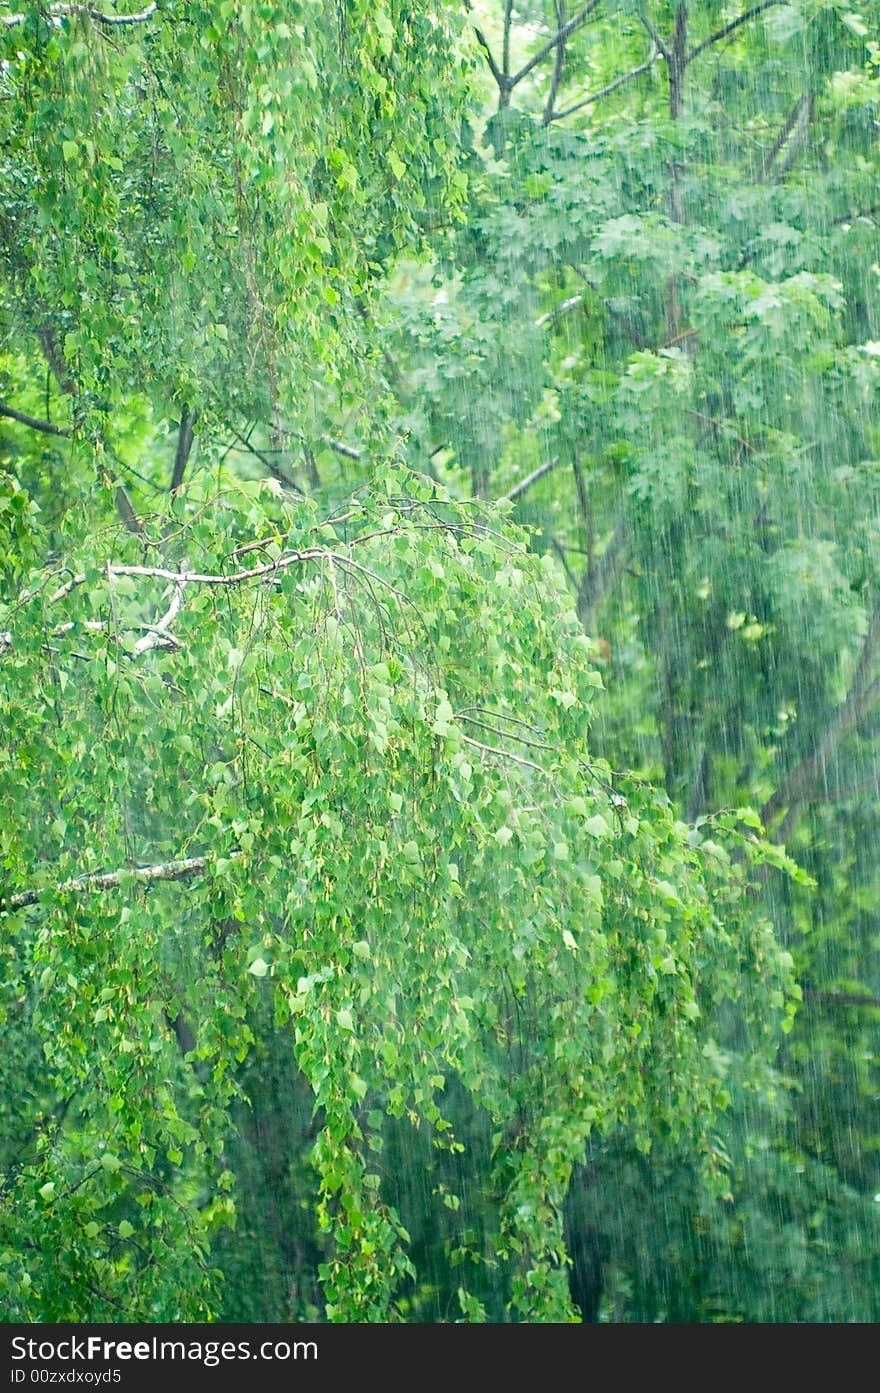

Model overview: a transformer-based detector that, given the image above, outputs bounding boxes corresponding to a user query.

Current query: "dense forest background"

[2,0,880,1322]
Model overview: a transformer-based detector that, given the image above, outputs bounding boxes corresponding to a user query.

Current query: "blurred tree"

[363,0,880,1320]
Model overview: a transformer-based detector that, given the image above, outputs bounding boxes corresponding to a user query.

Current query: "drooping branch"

[0,851,240,915]
[0,402,71,437]
[761,605,880,842]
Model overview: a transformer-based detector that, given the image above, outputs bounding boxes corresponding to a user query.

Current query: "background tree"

[356,0,880,1320]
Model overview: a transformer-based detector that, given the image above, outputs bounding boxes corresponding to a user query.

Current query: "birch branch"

[1,851,241,914]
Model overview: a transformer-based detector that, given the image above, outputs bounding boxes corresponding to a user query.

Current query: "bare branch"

[759,94,809,182]
[639,11,671,64]
[542,0,567,125]
[761,605,880,841]
[502,0,514,77]
[465,1,507,92]
[460,733,549,778]
[0,402,71,437]
[549,42,659,122]
[534,294,583,328]
[832,202,880,228]
[113,485,145,537]
[802,989,880,1011]
[229,425,301,492]
[499,457,561,503]
[686,0,787,66]
[510,0,601,89]
[1,850,239,915]
[576,514,628,632]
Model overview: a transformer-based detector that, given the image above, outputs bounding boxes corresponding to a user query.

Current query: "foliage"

[365,0,880,1320]
[2,0,878,1324]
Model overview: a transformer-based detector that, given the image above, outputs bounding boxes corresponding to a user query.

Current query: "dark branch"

[114,486,144,536]
[502,0,514,76]
[170,404,196,492]
[549,42,659,122]
[576,514,629,632]
[0,402,71,437]
[229,426,302,493]
[686,0,787,66]
[542,0,568,125]
[761,604,880,841]
[760,94,809,182]
[802,988,880,1010]
[466,2,507,92]
[509,0,601,89]
[639,11,671,64]
[832,202,880,228]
